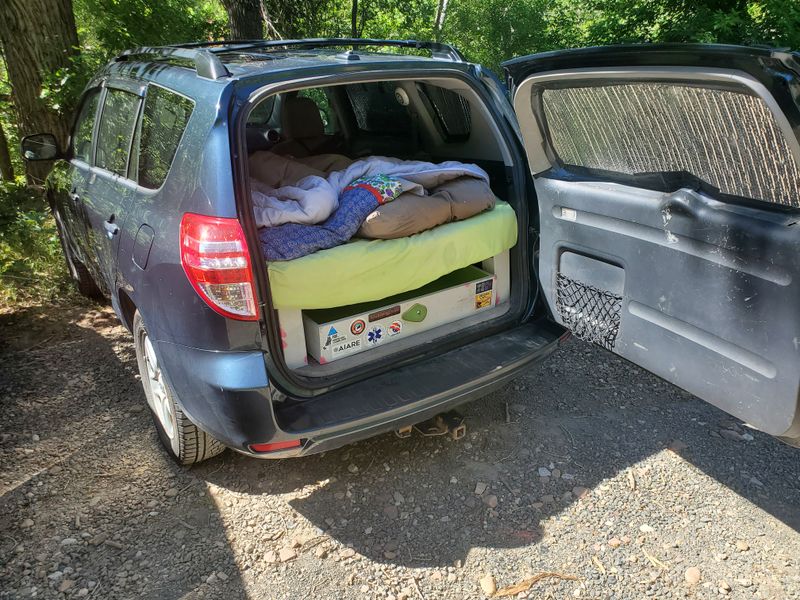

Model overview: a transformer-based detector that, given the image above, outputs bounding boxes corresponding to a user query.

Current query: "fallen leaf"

[643,548,669,570]
[592,555,606,575]
[493,572,580,597]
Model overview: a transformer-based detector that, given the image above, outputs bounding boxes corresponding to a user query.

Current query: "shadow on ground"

[200,340,800,569]
[2,304,799,599]
[0,305,244,598]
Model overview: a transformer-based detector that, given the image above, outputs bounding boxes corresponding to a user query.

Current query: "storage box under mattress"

[303,266,496,364]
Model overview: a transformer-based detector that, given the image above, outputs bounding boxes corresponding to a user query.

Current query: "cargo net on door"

[555,273,622,350]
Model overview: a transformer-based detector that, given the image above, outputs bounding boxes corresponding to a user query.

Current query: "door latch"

[104,216,120,239]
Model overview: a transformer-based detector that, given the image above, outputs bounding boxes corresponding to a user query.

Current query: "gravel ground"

[1,303,799,600]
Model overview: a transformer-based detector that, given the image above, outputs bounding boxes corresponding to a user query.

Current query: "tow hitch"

[396,410,466,440]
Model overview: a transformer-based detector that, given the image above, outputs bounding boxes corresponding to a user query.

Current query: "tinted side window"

[137,86,194,189]
[539,82,800,207]
[72,90,100,163]
[418,84,471,142]
[95,89,140,176]
[247,96,275,126]
[345,82,411,134]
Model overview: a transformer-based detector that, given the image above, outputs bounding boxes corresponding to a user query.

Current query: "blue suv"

[23,39,800,463]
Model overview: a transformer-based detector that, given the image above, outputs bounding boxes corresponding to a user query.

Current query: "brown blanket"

[249,151,353,188]
[357,177,496,239]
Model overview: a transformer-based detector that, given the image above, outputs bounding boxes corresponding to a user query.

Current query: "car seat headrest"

[281,96,325,140]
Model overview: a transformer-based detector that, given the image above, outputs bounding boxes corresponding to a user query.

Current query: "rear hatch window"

[539,82,800,207]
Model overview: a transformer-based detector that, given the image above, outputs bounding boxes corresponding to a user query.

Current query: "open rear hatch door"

[504,44,800,443]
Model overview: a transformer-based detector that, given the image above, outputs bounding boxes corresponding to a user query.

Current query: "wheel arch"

[117,288,137,332]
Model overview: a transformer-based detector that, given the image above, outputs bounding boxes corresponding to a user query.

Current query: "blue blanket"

[260,175,403,261]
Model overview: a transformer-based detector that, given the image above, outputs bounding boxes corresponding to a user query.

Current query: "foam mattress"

[267,200,517,310]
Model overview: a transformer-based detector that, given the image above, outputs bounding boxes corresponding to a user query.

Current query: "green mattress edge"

[267,200,518,310]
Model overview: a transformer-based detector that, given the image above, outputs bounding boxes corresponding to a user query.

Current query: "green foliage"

[39,0,228,120]
[261,0,438,41]
[40,51,106,119]
[0,181,72,308]
[566,0,800,48]
[263,0,347,38]
[355,0,438,39]
[444,0,800,71]
[444,0,556,72]
[75,0,227,53]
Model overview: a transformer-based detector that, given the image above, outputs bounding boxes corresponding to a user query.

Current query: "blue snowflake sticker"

[367,327,383,345]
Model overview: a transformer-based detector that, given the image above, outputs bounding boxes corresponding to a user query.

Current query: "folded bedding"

[259,175,406,261]
[357,176,497,240]
[249,152,355,227]
[249,152,354,188]
[267,200,517,310]
[250,152,491,229]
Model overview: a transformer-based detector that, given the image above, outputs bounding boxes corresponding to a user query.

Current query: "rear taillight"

[180,213,258,321]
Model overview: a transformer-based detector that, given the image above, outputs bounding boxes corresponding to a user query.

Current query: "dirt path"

[1,304,799,599]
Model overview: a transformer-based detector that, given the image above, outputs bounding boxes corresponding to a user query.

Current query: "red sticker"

[350,319,366,336]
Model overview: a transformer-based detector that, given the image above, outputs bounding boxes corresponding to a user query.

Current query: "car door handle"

[104,218,120,239]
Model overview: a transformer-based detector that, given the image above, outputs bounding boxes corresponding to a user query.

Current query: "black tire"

[133,312,226,465]
[52,205,104,301]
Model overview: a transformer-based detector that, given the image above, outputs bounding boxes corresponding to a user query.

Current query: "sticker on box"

[388,321,402,336]
[322,326,348,349]
[475,291,492,309]
[475,279,494,309]
[475,279,493,294]
[368,305,400,323]
[350,319,366,335]
[332,338,361,357]
[366,326,384,345]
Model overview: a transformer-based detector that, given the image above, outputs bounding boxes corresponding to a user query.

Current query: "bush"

[0,181,74,309]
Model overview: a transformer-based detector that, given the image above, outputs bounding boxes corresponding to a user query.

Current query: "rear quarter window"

[247,95,275,126]
[538,82,800,207]
[137,85,194,190]
[418,83,472,142]
[346,82,411,134]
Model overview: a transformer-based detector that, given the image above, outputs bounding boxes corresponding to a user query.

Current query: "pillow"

[431,177,497,220]
[357,177,496,239]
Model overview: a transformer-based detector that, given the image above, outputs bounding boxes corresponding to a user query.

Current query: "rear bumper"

[155,318,566,458]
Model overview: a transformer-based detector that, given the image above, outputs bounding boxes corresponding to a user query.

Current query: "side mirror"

[21,133,61,161]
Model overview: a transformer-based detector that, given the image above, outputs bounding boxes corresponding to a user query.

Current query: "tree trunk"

[0,0,79,183]
[359,0,368,37]
[221,0,265,40]
[351,0,359,38]
[0,122,13,181]
[261,3,282,39]
[434,0,449,41]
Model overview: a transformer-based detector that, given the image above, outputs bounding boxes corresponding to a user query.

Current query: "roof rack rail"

[173,38,466,62]
[114,46,231,80]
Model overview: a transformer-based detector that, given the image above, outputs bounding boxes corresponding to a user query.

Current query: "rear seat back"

[273,95,339,157]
